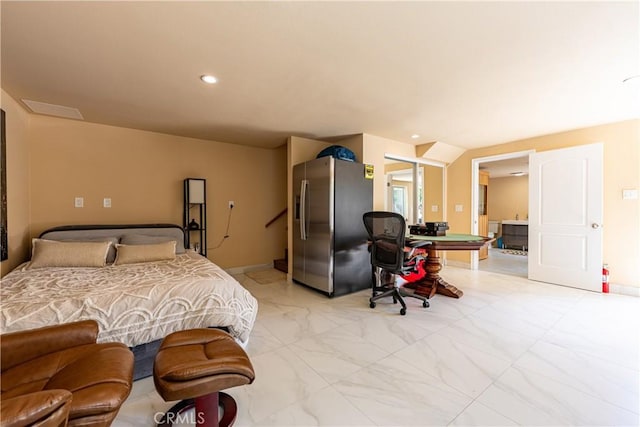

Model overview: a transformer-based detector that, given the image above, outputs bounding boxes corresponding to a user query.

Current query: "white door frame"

[470,150,535,270]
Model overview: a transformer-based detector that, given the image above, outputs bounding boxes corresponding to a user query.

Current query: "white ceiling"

[2,1,639,150]
[386,155,528,179]
[480,156,530,179]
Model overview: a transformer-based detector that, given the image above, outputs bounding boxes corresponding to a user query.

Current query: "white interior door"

[528,143,603,292]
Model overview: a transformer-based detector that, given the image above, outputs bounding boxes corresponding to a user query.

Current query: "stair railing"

[265,208,287,228]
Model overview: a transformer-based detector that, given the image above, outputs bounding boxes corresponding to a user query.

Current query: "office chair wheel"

[423,301,429,308]
[369,301,376,309]
[400,307,406,316]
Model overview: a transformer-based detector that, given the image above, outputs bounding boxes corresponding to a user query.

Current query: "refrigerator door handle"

[300,179,308,240]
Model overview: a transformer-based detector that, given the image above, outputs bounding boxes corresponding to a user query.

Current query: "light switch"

[74,197,84,208]
[455,204,463,212]
[622,189,638,200]
[103,198,112,208]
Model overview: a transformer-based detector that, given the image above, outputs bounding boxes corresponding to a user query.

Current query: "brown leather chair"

[1,320,134,427]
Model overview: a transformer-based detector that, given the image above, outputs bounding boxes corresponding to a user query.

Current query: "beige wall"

[447,119,640,289]
[7,85,636,290]
[361,133,416,209]
[336,134,365,163]
[0,91,32,276]
[7,97,287,270]
[488,175,529,224]
[423,164,444,222]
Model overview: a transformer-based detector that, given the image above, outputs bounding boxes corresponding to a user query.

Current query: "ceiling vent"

[21,99,84,120]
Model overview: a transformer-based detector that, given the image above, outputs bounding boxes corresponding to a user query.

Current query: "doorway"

[471,151,533,277]
[384,155,445,226]
[471,144,604,291]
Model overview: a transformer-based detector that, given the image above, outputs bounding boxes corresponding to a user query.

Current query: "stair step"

[273,258,288,273]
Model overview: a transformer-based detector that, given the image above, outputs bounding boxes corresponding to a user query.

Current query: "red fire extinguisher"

[602,263,610,293]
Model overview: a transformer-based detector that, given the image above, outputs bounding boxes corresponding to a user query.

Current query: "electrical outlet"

[229,200,235,209]
[455,204,463,212]
[103,198,112,208]
[74,197,84,208]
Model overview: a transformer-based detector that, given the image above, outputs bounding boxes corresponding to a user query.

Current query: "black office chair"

[362,211,431,315]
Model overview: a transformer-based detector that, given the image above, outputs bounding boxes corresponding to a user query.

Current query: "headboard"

[39,224,186,254]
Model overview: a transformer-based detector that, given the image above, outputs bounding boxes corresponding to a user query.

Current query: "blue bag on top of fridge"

[316,145,356,162]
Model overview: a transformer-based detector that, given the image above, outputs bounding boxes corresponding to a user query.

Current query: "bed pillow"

[27,239,112,269]
[119,234,185,254]
[114,241,177,265]
[56,236,119,263]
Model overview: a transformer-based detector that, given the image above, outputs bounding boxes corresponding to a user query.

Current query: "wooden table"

[404,234,492,299]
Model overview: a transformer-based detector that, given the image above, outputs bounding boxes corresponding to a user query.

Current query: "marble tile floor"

[478,247,528,278]
[114,267,640,426]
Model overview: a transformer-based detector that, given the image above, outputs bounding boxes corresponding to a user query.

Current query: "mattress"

[0,251,258,347]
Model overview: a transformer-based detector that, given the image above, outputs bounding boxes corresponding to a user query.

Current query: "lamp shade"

[187,179,205,204]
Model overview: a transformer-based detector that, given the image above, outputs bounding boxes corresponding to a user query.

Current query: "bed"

[0,224,258,379]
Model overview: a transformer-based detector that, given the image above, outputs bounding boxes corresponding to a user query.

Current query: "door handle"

[300,180,308,240]
[591,223,600,229]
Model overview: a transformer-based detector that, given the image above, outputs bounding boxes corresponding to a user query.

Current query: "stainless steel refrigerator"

[293,157,373,297]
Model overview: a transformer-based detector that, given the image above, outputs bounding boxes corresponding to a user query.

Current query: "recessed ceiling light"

[200,75,218,84]
[622,74,640,83]
[411,134,420,139]
[510,172,525,177]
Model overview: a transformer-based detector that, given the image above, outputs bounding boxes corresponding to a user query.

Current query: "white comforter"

[0,252,258,346]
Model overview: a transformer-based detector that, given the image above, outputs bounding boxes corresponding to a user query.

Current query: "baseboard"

[273,258,288,273]
[609,283,640,297]
[444,259,472,269]
[225,263,273,275]
[225,262,638,298]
